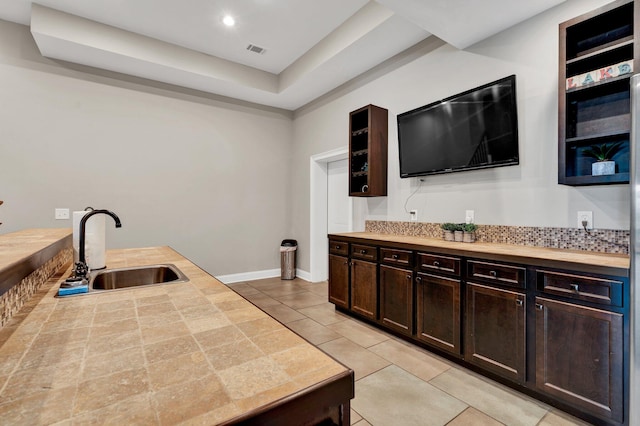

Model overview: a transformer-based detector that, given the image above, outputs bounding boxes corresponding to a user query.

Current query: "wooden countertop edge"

[329,232,630,277]
[0,233,72,297]
[220,369,354,426]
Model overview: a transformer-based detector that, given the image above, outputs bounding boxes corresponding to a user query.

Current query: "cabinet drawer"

[537,270,623,307]
[329,240,349,256]
[418,253,460,276]
[467,260,526,288]
[351,244,378,261]
[380,248,413,267]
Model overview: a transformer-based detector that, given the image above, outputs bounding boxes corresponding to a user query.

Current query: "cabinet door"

[416,273,461,356]
[535,297,623,423]
[380,265,413,335]
[328,255,349,309]
[465,283,526,383]
[351,260,377,320]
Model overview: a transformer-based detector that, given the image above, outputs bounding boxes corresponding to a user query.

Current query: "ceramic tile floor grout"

[230,278,591,426]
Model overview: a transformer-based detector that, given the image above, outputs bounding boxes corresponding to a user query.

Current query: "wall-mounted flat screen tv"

[397,75,519,178]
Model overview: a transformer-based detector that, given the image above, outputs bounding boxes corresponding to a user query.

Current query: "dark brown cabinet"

[349,105,388,197]
[380,264,414,336]
[327,234,628,425]
[465,283,526,383]
[416,272,461,355]
[351,259,377,320]
[535,297,623,423]
[328,254,349,309]
[558,0,638,185]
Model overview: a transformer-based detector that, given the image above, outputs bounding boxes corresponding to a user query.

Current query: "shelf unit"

[558,0,638,186]
[349,105,388,196]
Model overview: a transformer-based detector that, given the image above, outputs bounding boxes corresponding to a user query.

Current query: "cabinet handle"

[392,254,399,259]
[406,275,412,280]
[433,261,440,267]
[361,249,367,254]
[489,270,497,278]
[536,303,544,310]
[570,283,580,292]
[515,299,523,307]
[335,245,341,249]
[416,276,422,282]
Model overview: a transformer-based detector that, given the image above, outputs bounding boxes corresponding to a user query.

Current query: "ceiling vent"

[246,44,266,55]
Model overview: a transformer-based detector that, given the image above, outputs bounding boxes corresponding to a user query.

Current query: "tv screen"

[397,75,519,178]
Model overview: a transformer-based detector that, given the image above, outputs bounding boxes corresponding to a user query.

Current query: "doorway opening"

[310,147,352,282]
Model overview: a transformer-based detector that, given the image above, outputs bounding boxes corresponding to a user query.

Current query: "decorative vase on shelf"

[592,160,615,176]
[583,142,622,177]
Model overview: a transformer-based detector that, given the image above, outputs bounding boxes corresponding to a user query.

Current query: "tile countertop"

[0,228,72,270]
[330,232,630,276]
[0,228,73,297]
[0,246,351,425]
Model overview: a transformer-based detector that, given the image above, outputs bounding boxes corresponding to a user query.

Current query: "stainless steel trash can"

[280,239,297,280]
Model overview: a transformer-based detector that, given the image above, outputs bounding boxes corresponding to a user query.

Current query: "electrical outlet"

[55,208,70,220]
[410,210,418,222]
[577,211,593,230]
[465,210,475,224]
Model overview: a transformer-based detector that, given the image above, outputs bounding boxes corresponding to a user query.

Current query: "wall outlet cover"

[410,210,418,222]
[465,210,475,224]
[577,211,593,230]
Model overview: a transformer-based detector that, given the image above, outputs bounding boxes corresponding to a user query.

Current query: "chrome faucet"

[73,209,122,280]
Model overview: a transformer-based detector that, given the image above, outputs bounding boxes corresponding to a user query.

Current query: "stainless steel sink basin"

[90,264,188,290]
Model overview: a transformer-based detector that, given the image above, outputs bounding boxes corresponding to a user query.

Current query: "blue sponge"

[58,285,89,296]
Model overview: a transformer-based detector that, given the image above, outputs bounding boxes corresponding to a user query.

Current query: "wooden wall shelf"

[558,0,637,186]
[349,105,388,197]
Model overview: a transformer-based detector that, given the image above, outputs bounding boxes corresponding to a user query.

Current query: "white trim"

[295,268,312,282]
[216,268,311,284]
[310,147,351,282]
[216,268,280,284]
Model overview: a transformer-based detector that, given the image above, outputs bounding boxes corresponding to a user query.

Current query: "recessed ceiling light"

[222,15,235,27]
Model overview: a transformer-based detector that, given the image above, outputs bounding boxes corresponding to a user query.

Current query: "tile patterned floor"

[228,278,591,426]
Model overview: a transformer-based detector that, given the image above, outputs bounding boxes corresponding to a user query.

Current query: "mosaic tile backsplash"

[0,247,72,327]
[365,220,629,254]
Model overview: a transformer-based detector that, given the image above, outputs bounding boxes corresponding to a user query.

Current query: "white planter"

[463,231,476,243]
[592,160,615,176]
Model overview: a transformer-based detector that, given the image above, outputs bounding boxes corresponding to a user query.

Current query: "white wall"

[0,20,293,277]
[0,0,631,278]
[291,0,629,272]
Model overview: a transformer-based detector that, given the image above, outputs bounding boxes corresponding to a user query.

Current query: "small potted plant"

[463,223,477,243]
[453,223,465,242]
[441,223,457,241]
[583,142,623,176]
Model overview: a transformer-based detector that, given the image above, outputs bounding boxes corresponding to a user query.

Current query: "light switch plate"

[55,208,70,220]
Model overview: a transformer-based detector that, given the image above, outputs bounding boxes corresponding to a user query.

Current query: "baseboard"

[216,268,311,284]
[295,269,311,282]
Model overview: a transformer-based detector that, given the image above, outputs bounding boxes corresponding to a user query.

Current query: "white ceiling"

[0,0,565,110]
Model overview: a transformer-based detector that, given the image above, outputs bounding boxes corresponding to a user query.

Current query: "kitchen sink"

[90,264,189,290]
